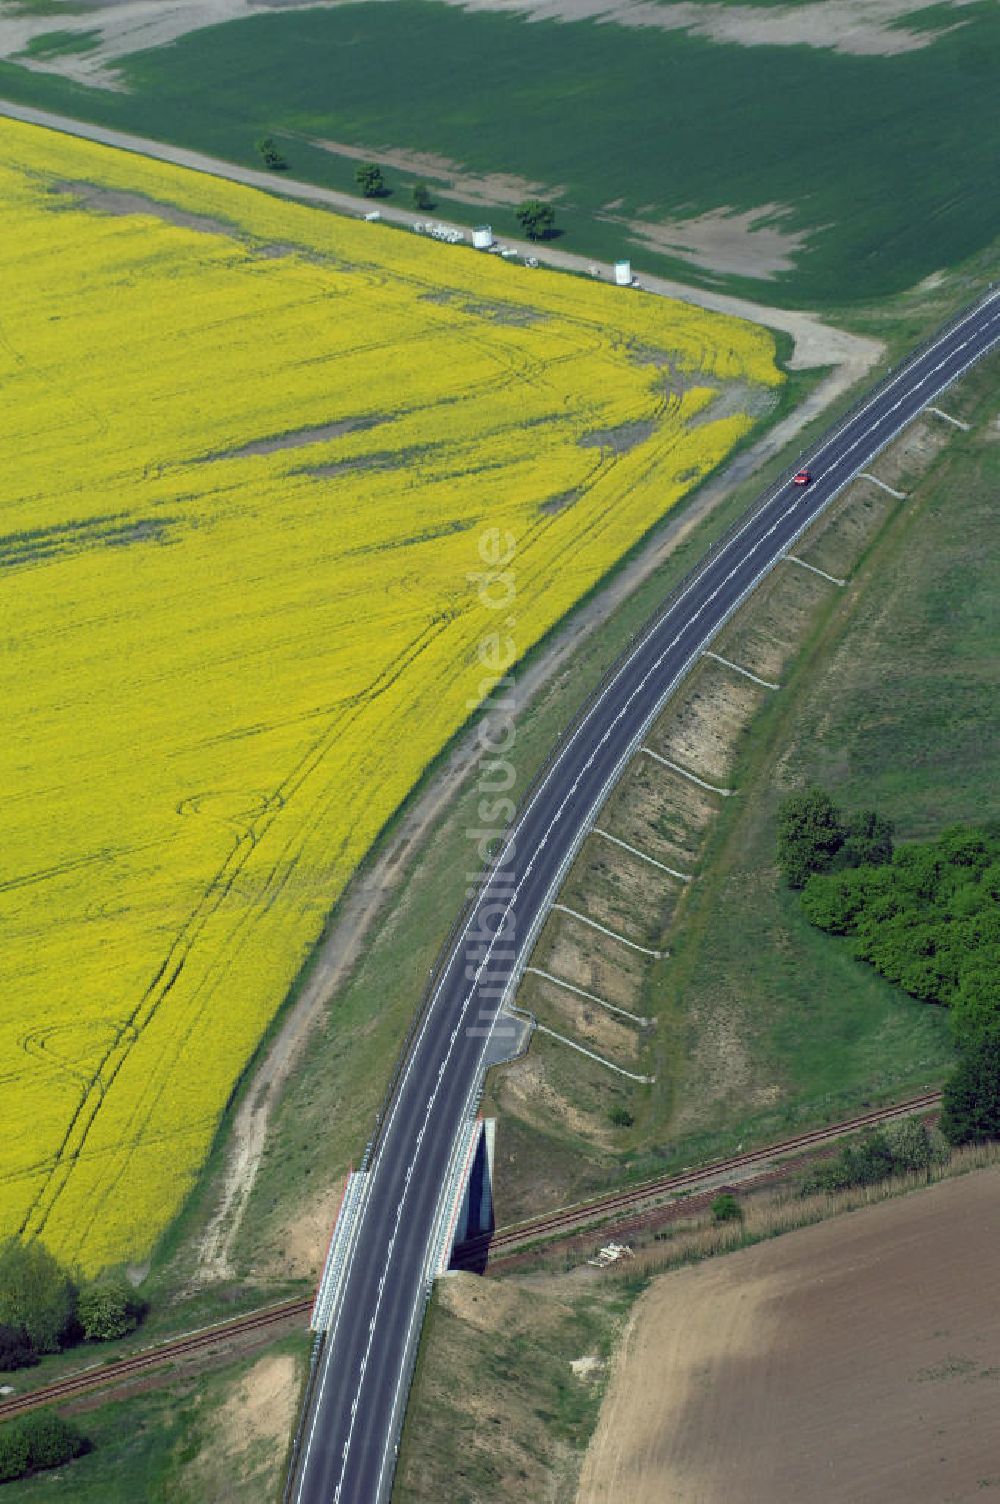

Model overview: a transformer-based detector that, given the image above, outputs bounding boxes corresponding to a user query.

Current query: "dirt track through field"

[0,97,881,1282]
[578,1167,1000,1504]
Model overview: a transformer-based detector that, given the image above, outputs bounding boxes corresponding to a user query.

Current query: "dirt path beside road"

[0,97,880,386]
[0,95,884,1282]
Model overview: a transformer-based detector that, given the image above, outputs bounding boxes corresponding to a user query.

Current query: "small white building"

[614,259,633,286]
[472,224,494,250]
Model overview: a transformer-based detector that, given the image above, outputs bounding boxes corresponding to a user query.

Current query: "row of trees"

[778,792,1000,1145]
[0,1240,146,1371]
[254,140,560,239]
[353,162,558,239]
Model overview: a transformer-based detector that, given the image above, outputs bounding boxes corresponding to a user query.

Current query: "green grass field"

[479,354,998,1220]
[0,1330,309,1503]
[1,1,998,307]
[624,356,1000,1174]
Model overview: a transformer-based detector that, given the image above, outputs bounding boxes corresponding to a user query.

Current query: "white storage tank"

[614,259,633,286]
[472,224,494,250]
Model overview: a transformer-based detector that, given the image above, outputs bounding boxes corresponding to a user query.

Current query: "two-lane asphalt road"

[293,290,1000,1504]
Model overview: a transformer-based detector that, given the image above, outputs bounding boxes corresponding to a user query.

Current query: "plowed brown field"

[579,1168,1000,1503]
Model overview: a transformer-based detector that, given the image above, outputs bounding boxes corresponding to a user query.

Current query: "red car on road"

[793,469,813,486]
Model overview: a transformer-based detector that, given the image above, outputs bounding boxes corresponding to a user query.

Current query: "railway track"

[453,1090,943,1268]
[0,1094,941,1416]
[0,1295,313,1420]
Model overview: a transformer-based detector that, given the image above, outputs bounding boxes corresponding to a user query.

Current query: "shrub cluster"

[0,1241,146,1371]
[780,794,1000,1148]
[799,1119,940,1195]
[0,1412,86,1485]
[777,787,894,889]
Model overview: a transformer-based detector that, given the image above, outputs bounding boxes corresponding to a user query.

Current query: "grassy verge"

[484,352,998,1217]
[394,1272,630,1504]
[1,1329,310,1503]
[615,1141,1000,1283]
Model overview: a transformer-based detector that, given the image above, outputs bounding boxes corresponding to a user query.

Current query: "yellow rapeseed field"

[0,119,782,1272]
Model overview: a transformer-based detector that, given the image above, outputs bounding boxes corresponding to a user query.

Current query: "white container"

[614,259,633,286]
[472,224,494,250]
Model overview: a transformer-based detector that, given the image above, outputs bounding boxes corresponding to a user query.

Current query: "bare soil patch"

[622,203,813,282]
[51,178,236,236]
[560,834,679,948]
[865,411,951,490]
[0,0,977,93]
[214,414,388,460]
[579,418,657,456]
[646,659,768,785]
[579,1166,1000,1504]
[185,1348,301,1501]
[534,909,650,1010]
[520,970,643,1064]
[491,1046,615,1149]
[599,752,721,872]
[313,137,567,209]
[716,560,831,682]
[796,484,897,581]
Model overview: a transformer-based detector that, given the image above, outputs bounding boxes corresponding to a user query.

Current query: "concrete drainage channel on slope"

[490,411,950,1127]
[291,292,999,1504]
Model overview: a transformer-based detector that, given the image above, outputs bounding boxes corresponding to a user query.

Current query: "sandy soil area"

[622,203,815,281]
[578,1167,1000,1503]
[0,0,981,90]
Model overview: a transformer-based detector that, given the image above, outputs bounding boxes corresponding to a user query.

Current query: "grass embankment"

[651,357,1000,1155]
[394,1273,630,1504]
[215,358,821,1284]
[484,353,999,1218]
[0,2,998,307]
[0,1329,310,1503]
[622,1140,1000,1281]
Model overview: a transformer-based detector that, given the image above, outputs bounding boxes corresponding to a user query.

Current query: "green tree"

[0,1323,37,1371]
[882,1117,933,1174]
[515,199,556,242]
[608,1105,634,1128]
[840,808,894,870]
[411,181,434,212]
[776,788,845,888]
[940,1030,1000,1144]
[78,1277,144,1343]
[0,1241,76,1355]
[255,136,287,172]
[355,162,386,198]
[711,1192,743,1224]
